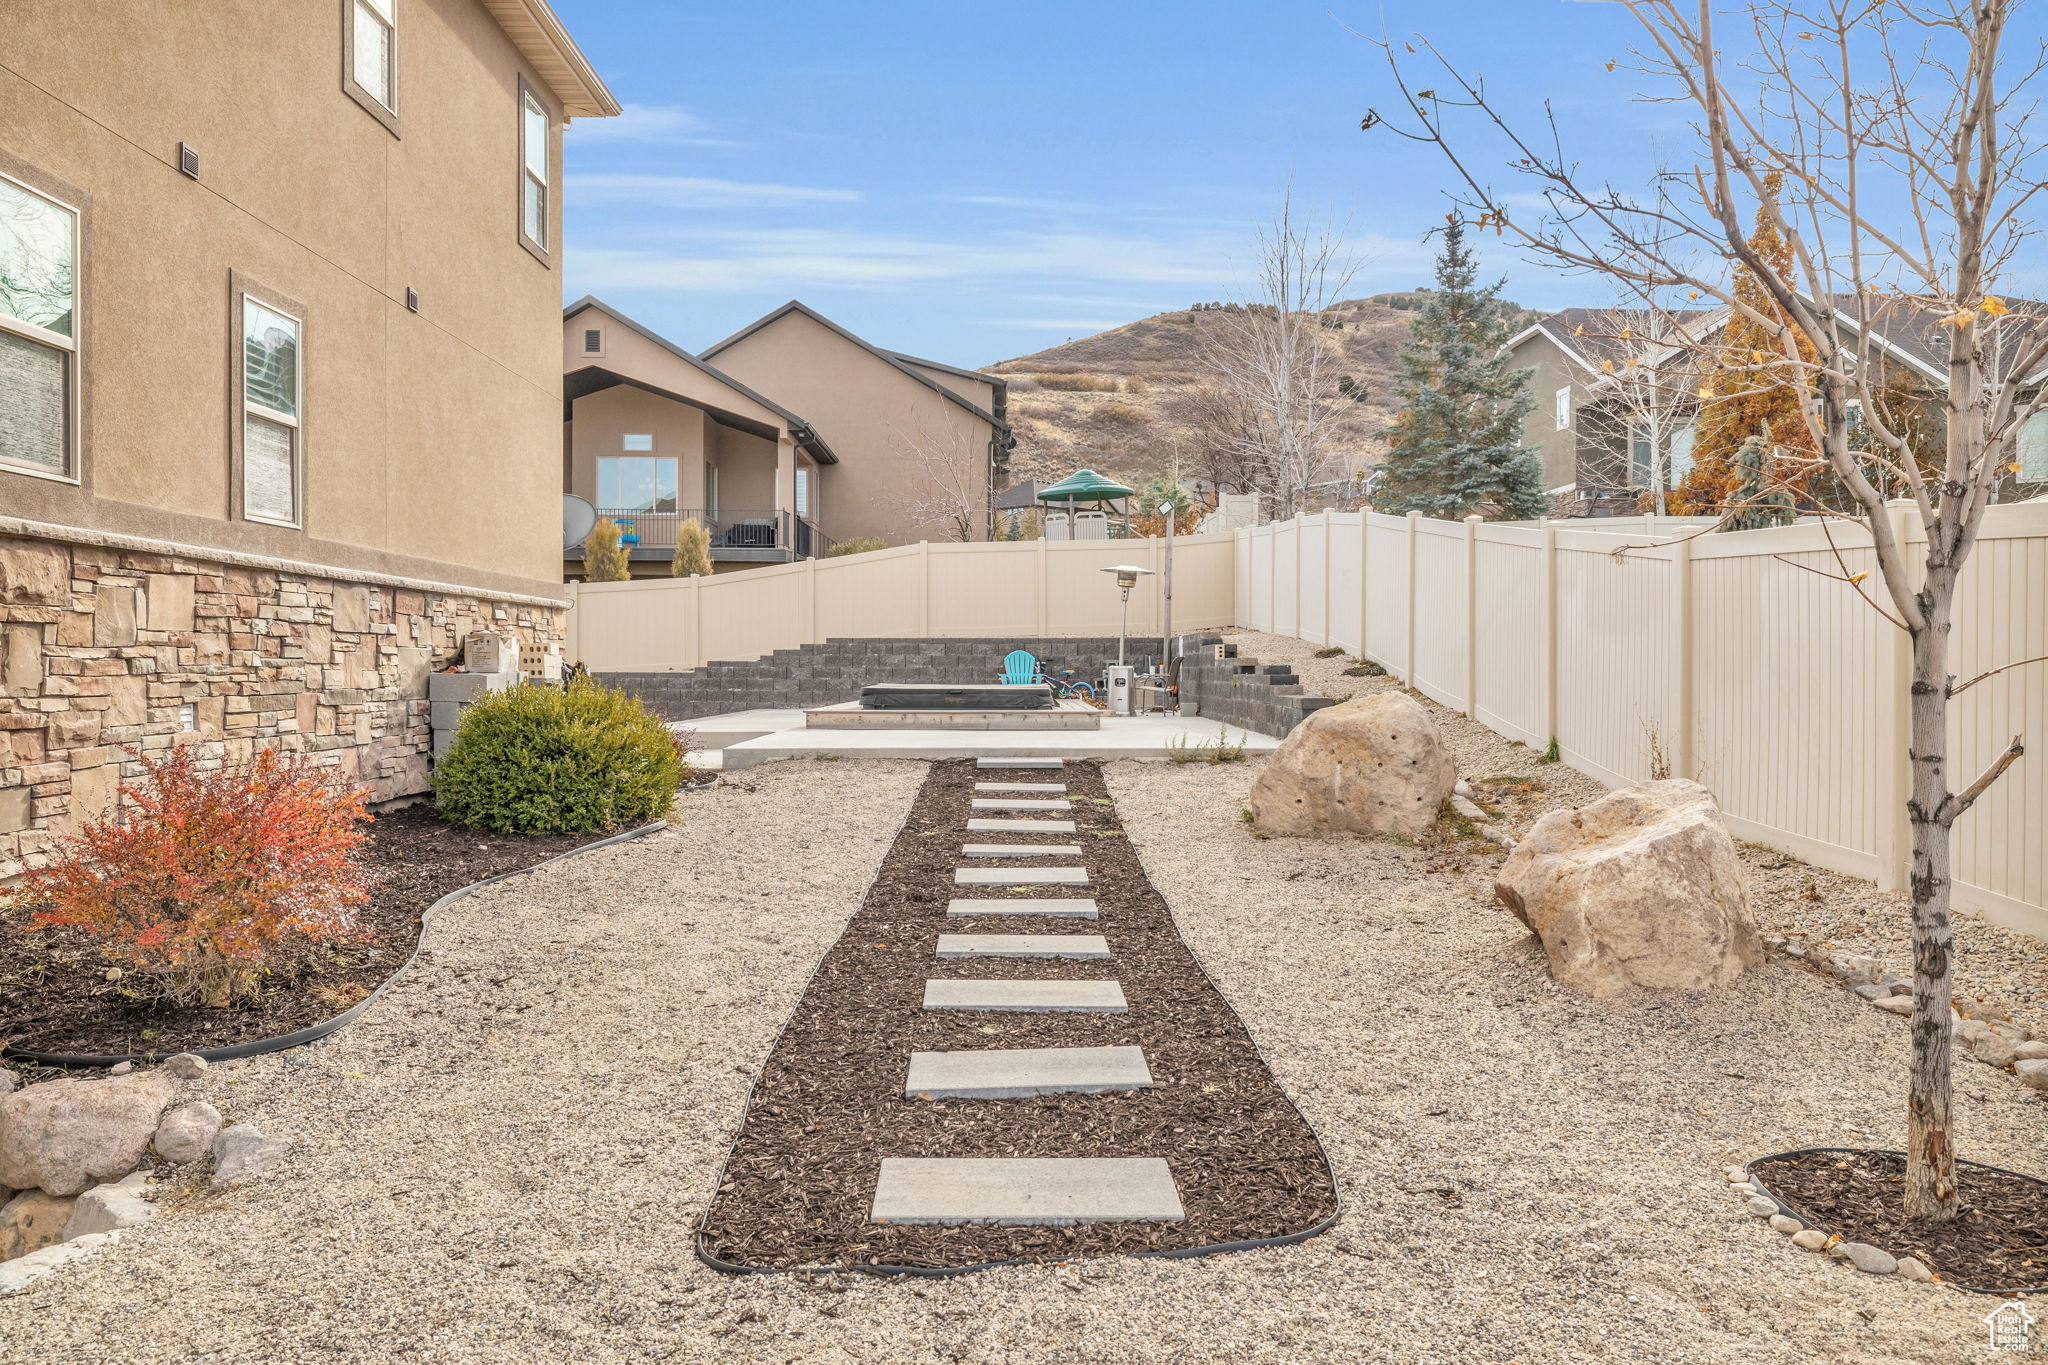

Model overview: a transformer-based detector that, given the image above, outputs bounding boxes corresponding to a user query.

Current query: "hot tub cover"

[859,683,1057,710]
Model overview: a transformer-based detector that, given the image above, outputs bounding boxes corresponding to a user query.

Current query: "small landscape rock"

[1745,1196,1777,1217]
[1831,954,1882,985]
[0,1189,77,1259]
[1896,1256,1933,1282]
[1871,996,1915,1016]
[1791,1229,1829,1250]
[62,1170,152,1239]
[1832,1241,1899,1274]
[162,1054,208,1081]
[0,1070,16,1097]
[1971,1032,2019,1068]
[2015,1059,2048,1092]
[1851,982,1889,1001]
[2015,1040,2048,1062]
[108,1062,133,1076]
[154,1101,222,1165]
[0,1232,114,1296]
[211,1123,292,1187]
[0,1071,174,1196]
[1768,1214,1803,1234]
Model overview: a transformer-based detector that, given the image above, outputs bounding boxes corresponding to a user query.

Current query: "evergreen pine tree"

[1374,218,1546,519]
[1722,435,1798,530]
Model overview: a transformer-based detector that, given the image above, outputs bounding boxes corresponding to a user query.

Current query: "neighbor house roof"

[478,0,621,118]
[702,300,1008,432]
[563,296,837,463]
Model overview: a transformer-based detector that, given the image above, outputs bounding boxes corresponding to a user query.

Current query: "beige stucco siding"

[0,0,568,597]
[1507,334,1592,491]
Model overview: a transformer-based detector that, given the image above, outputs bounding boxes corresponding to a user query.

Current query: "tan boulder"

[0,1189,77,1259]
[1495,779,1760,997]
[0,1071,174,1196]
[1249,692,1456,838]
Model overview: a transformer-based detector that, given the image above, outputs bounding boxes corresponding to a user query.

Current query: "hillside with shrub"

[985,292,1540,491]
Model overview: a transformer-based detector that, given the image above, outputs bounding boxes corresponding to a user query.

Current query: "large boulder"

[0,1189,76,1260]
[1495,779,1760,997]
[0,1071,174,1197]
[1248,692,1456,838]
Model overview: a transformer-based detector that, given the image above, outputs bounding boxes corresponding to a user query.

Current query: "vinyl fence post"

[1463,514,1481,719]
[1670,531,1696,778]
[1292,511,1304,639]
[1540,518,1558,751]
[804,553,819,646]
[688,572,703,671]
[1357,509,1371,662]
[1405,510,1421,688]
[1036,536,1050,635]
[1322,507,1335,647]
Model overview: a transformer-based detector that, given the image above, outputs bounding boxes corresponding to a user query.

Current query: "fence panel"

[1298,514,1329,646]
[1553,531,1675,788]
[813,546,922,641]
[1410,520,1470,711]
[928,541,1040,636]
[1364,513,1411,676]
[1471,526,1547,746]
[1326,513,1364,658]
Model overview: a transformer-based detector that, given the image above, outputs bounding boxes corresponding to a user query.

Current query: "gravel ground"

[3,689,2044,1361]
[1223,628,2048,1037]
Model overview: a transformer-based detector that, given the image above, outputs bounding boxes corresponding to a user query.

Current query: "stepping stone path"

[905,1045,1154,1099]
[872,1158,1183,1225]
[947,898,1099,918]
[966,818,1077,833]
[936,933,1111,959]
[870,755,1189,1232]
[961,843,1085,858]
[955,866,1088,885]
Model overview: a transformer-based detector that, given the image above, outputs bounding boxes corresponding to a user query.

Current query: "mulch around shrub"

[1,806,619,1065]
[1751,1149,2048,1292]
[698,759,1338,1271]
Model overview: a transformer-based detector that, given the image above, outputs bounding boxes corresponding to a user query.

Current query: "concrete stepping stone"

[922,979,1126,1012]
[977,757,1064,770]
[955,866,1087,886]
[970,798,1071,812]
[974,781,1068,793]
[947,899,1099,919]
[962,843,1084,858]
[966,818,1077,833]
[871,1157,1182,1225]
[936,933,1111,959]
[904,1045,1153,1099]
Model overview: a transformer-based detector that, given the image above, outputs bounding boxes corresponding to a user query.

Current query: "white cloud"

[567,104,741,148]
[950,194,1113,214]
[566,174,862,209]
[984,319,1133,331]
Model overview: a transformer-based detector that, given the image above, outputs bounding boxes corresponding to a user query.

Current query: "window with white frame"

[1669,422,1697,487]
[2020,409,2048,482]
[351,0,396,112]
[1628,423,1654,487]
[520,88,550,255]
[241,297,302,525]
[795,467,810,517]
[0,172,79,480]
[1555,386,1571,431]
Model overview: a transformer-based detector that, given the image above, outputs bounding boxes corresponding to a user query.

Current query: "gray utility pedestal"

[429,668,521,759]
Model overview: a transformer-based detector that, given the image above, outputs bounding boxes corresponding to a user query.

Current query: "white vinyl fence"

[1238,505,2048,938]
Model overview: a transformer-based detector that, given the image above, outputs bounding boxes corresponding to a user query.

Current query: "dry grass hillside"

[984,292,1539,492]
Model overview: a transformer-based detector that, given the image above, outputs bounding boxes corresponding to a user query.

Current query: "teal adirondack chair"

[999,650,1040,685]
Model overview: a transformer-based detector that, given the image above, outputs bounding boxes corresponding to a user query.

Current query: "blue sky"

[554,1,1671,367]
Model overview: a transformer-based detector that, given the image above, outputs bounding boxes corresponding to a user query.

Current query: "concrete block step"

[977,757,1065,769]
[903,1045,1152,1099]
[961,844,1085,858]
[947,899,1099,918]
[969,798,1072,812]
[871,1157,1181,1224]
[935,933,1111,959]
[966,818,1078,834]
[955,866,1087,886]
[921,979,1127,1012]
[974,782,1068,793]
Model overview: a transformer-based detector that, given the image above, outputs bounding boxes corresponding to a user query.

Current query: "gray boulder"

[153,1101,223,1165]
[62,1170,153,1239]
[0,1071,173,1196]
[1248,692,1456,838]
[2016,1059,2048,1092]
[211,1123,292,1187]
[161,1054,209,1081]
[1831,1241,1900,1275]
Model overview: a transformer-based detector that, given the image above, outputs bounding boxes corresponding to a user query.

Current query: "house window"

[1669,423,1697,487]
[343,0,398,132]
[795,467,810,517]
[1555,386,1572,431]
[597,456,676,512]
[2019,410,2048,481]
[621,433,653,452]
[241,297,302,525]
[705,462,718,516]
[0,172,79,481]
[519,86,550,258]
[1629,424,1654,487]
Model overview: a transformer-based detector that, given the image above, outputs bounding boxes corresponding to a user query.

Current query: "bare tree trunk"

[1905,574,1959,1218]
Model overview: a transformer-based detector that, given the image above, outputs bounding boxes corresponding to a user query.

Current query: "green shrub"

[583,518,631,582]
[432,679,687,834]
[828,536,890,557]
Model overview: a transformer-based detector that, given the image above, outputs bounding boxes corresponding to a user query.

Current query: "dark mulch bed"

[699,759,1337,1271]
[1752,1149,2048,1292]
[1,806,619,1065]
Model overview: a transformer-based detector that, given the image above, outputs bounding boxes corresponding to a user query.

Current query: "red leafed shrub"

[9,745,375,1007]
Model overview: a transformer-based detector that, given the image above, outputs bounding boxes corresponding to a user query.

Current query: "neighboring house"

[699,301,1014,546]
[563,298,838,578]
[1508,302,2048,515]
[0,0,617,870]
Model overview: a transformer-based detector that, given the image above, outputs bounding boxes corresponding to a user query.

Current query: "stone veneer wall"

[0,531,565,881]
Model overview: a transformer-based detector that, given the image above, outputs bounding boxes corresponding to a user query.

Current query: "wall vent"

[405,287,420,312]
[584,328,603,354]
[178,142,200,179]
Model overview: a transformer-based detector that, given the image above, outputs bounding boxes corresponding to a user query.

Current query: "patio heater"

[1100,563,1152,716]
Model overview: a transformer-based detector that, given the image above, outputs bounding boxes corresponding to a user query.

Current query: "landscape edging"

[3,820,669,1070]
[691,759,1343,1277]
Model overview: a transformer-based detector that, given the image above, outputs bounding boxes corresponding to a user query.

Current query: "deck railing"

[591,508,831,559]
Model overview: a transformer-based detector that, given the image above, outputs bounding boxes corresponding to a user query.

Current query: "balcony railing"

[590,508,833,560]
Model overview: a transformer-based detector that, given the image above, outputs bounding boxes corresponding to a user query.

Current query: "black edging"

[1747,1147,2048,1296]
[691,759,1343,1277]
[3,821,669,1070]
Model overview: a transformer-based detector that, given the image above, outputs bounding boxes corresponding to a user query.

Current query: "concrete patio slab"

[715,714,1281,769]
[871,1157,1182,1224]
[969,798,1072,812]
[904,1045,1153,1099]
[935,933,1111,959]
[973,782,1068,793]
[966,818,1077,833]
[955,866,1087,886]
[977,757,1066,769]
[961,844,1084,857]
[922,979,1127,1012]
[947,899,1100,918]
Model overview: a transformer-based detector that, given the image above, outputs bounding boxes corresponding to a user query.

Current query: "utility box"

[464,631,520,675]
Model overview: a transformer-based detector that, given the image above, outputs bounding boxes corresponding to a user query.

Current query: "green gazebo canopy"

[1035,469,1136,504]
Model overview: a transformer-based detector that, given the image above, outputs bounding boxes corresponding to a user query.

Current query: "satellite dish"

[563,495,598,550]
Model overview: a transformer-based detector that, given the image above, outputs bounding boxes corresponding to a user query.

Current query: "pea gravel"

[3,686,2043,1361]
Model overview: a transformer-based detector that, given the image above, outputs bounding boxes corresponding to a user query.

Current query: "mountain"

[983,292,1541,492]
